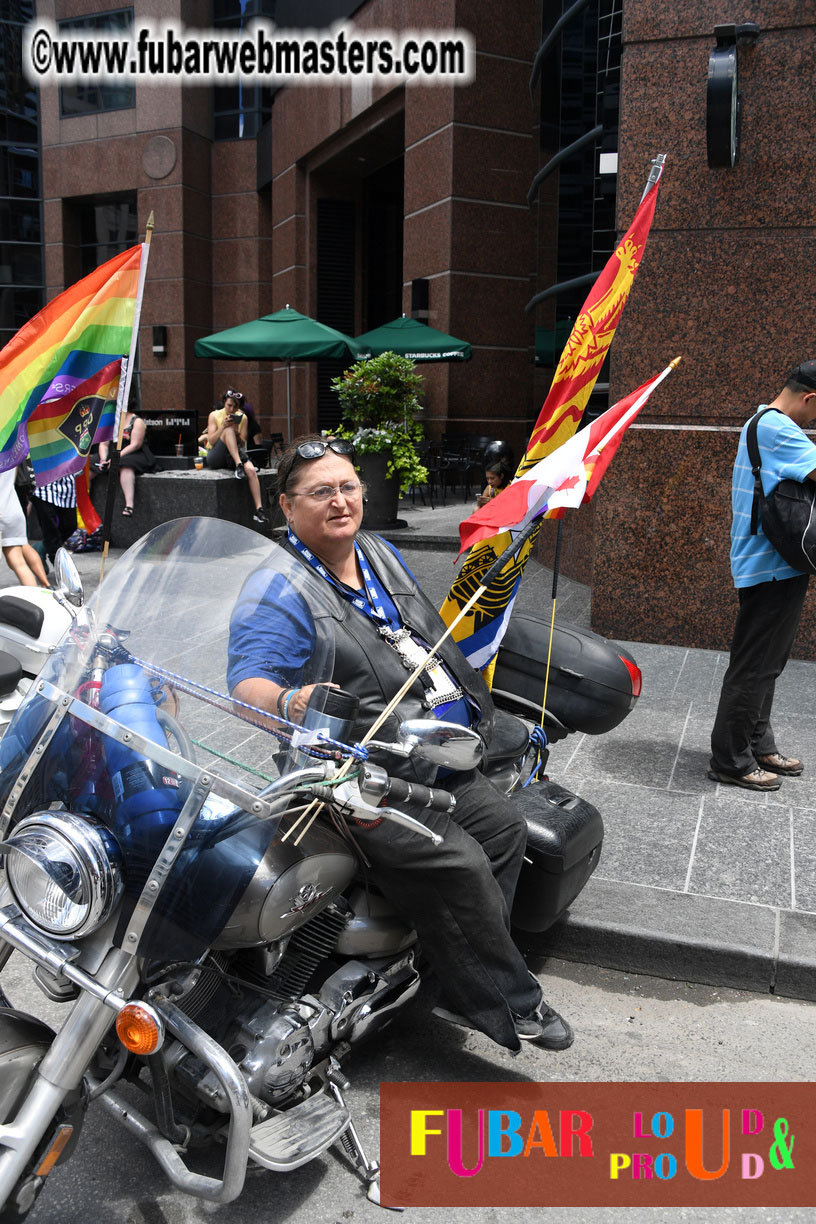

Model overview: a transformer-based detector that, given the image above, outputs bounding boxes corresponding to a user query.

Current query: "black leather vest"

[281,532,494,782]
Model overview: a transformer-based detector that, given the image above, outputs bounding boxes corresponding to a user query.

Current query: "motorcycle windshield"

[0,517,339,958]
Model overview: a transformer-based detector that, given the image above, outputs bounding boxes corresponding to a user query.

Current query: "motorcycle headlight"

[3,812,123,939]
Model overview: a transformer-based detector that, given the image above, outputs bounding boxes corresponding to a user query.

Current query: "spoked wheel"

[0,1011,82,1223]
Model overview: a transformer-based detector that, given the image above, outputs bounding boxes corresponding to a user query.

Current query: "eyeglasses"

[289,480,366,503]
[295,439,355,461]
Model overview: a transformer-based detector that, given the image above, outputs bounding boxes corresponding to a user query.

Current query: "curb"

[378,529,461,552]
[518,876,816,1001]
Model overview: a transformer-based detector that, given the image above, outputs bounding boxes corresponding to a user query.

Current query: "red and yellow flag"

[439,157,665,675]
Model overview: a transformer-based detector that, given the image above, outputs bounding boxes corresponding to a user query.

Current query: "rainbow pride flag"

[0,245,145,484]
[27,360,121,487]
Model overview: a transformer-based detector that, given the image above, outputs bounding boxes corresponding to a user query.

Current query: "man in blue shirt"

[709,362,816,790]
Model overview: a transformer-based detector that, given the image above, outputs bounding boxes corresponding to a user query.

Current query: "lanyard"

[288,531,402,631]
[288,530,476,726]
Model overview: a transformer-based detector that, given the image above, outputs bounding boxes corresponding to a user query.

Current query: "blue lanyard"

[288,531,402,631]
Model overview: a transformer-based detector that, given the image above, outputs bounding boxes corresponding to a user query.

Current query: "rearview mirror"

[54,548,84,608]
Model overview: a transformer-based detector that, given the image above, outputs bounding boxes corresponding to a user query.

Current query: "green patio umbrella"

[354,314,472,363]
[194,306,360,442]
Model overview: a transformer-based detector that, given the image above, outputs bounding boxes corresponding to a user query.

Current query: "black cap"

[789,361,816,392]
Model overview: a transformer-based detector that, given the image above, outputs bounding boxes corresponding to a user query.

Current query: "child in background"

[475,454,514,509]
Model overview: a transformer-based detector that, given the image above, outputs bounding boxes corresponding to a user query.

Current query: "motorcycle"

[0,517,635,1217]
[0,560,76,740]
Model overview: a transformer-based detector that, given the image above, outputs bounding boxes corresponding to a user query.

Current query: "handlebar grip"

[381,775,455,814]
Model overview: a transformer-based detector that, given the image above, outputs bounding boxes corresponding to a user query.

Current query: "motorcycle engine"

[165,895,419,1111]
[230,1003,314,1097]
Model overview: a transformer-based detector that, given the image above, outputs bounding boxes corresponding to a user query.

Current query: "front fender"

[0,1007,85,1172]
[0,1010,56,1122]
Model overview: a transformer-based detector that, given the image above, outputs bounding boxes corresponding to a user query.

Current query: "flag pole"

[541,152,665,606]
[641,152,667,201]
[538,518,564,726]
[534,353,682,732]
[99,212,155,582]
[437,153,667,687]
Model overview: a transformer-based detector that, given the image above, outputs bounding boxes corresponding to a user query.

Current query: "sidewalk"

[386,494,816,1004]
[9,504,816,1004]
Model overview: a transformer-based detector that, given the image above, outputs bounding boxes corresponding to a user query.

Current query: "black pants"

[352,769,541,1052]
[31,497,77,563]
[205,439,247,471]
[710,574,809,776]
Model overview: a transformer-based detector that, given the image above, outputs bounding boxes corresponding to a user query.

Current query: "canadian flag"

[458,361,679,556]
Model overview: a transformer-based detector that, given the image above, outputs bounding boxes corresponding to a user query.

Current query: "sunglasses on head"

[224,389,244,402]
[295,439,355,461]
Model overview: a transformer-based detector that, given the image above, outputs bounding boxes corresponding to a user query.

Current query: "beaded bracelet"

[276,687,292,718]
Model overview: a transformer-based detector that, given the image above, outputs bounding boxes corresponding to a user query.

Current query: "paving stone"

[554,697,692,790]
[561,778,702,892]
[688,794,793,908]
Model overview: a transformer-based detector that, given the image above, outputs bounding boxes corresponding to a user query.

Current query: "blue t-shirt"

[730,407,816,588]
[226,541,476,727]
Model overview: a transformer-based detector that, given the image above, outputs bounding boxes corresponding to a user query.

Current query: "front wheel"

[0,1010,83,1223]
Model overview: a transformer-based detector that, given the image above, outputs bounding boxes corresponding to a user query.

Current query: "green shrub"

[331,351,428,493]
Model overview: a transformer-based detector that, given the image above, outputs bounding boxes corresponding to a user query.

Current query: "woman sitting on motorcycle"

[227,434,573,1056]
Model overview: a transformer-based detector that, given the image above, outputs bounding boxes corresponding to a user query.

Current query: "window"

[212,0,276,140]
[0,0,43,351]
[77,192,138,277]
[59,9,135,118]
[537,0,622,420]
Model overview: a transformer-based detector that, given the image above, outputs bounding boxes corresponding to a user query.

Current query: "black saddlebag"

[510,779,603,933]
[492,615,640,741]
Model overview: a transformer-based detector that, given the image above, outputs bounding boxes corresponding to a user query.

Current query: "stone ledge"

[90,469,284,549]
[516,876,816,998]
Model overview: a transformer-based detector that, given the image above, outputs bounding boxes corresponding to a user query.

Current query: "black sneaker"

[234,462,246,480]
[252,508,270,526]
[514,1002,574,1050]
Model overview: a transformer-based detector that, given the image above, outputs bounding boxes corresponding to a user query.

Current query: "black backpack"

[746,407,816,576]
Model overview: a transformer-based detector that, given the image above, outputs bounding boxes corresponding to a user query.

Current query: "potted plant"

[331,351,428,527]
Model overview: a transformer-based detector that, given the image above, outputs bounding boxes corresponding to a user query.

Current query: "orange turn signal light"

[115,1002,163,1055]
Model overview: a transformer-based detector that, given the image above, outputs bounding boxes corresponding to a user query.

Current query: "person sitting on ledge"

[97,406,157,516]
[204,390,269,527]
